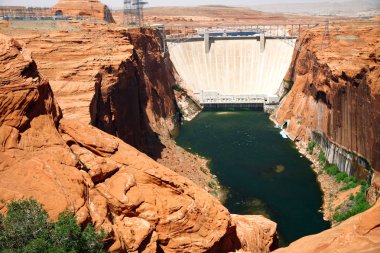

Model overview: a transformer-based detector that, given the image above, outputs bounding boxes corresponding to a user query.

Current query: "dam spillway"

[168,36,296,104]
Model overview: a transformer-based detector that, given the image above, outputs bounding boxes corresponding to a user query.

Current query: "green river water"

[176,111,330,245]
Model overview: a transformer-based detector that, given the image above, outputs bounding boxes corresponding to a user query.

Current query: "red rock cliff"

[1,24,178,159]
[0,34,277,253]
[275,23,380,181]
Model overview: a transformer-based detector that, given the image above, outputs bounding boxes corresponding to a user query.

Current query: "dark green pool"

[176,111,330,245]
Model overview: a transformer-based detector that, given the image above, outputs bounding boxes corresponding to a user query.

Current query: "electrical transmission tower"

[321,20,331,49]
[124,0,148,26]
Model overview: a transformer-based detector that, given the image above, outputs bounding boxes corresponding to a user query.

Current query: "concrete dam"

[168,33,296,108]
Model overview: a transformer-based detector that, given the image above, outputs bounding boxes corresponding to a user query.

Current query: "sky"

[0,0,335,9]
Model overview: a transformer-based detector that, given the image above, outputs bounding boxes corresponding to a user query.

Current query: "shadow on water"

[176,111,330,246]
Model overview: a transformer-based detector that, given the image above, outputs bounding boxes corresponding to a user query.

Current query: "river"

[176,111,330,245]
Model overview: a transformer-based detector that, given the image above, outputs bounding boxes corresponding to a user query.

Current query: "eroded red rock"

[0,34,277,252]
[274,199,380,253]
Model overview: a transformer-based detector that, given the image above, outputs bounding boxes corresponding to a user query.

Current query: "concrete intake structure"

[169,37,296,104]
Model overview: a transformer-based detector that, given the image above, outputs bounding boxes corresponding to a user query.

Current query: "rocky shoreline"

[293,141,342,224]
[158,138,227,202]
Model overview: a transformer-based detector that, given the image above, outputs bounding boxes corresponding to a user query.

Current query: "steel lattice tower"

[124,0,148,26]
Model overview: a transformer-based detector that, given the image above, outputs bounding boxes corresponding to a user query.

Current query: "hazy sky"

[0,0,332,9]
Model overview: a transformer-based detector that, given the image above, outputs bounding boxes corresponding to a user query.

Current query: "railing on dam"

[156,23,321,52]
[164,23,319,45]
[197,92,279,105]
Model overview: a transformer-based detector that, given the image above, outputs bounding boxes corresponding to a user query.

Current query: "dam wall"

[168,38,295,98]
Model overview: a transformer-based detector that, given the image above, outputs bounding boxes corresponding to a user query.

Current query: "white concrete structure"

[169,38,295,102]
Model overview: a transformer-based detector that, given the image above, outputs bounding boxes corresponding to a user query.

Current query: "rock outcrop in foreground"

[0,34,277,252]
[274,198,380,253]
[53,0,115,22]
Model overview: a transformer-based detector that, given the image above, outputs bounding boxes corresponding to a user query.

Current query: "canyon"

[0,33,277,252]
[0,1,380,253]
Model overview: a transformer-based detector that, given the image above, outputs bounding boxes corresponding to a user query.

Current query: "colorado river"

[176,111,330,245]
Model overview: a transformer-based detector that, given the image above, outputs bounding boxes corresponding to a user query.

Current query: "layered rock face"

[275,24,380,181]
[53,0,115,22]
[1,24,177,159]
[0,34,277,253]
[0,22,222,192]
[274,199,380,253]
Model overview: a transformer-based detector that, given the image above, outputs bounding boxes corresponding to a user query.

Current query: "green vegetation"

[323,168,372,223]
[172,85,185,92]
[200,166,208,174]
[317,154,372,223]
[333,188,371,223]
[322,165,359,191]
[323,165,338,176]
[340,182,359,191]
[208,181,217,189]
[307,141,316,155]
[283,79,294,87]
[318,150,327,167]
[210,190,218,197]
[0,199,105,253]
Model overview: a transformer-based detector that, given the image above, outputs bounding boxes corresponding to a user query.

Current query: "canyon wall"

[275,24,380,184]
[0,34,277,253]
[0,24,177,159]
[169,38,295,96]
[0,20,223,193]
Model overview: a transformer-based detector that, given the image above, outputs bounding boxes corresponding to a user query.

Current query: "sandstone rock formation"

[1,24,176,159]
[53,0,115,22]
[0,34,277,253]
[275,24,380,182]
[210,215,278,253]
[274,199,380,253]
[0,21,221,194]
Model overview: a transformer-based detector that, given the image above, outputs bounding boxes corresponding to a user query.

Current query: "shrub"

[0,199,105,252]
[172,85,184,92]
[307,141,316,154]
[360,180,370,192]
[340,182,359,191]
[200,166,208,174]
[343,176,356,184]
[335,172,348,182]
[324,165,338,176]
[333,180,372,223]
[210,190,218,197]
[333,191,371,222]
[0,199,49,250]
[318,150,327,167]
[208,181,217,189]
